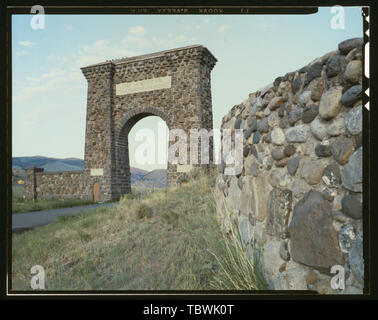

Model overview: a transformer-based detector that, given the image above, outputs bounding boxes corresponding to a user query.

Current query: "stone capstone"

[338,38,363,55]
[326,55,346,78]
[344,60,362,84]
[305,62,323,85]
[341,85,362,107]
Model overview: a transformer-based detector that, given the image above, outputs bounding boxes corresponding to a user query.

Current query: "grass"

[12,169,267,291]
[12,185,94,214]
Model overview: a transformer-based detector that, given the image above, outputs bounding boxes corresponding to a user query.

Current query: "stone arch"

[81,45,217,200]
[114,107,172,196]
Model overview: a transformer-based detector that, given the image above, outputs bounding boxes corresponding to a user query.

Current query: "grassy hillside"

[12,170,266,291]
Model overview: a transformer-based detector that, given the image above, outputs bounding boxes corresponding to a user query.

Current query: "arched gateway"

[81,45,217,201]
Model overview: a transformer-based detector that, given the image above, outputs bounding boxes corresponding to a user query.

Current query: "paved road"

[12,202,117,233]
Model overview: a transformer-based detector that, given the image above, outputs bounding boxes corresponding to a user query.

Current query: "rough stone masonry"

[214,38,364,293]
[24,45,217,202]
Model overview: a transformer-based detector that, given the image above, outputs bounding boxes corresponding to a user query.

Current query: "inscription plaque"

[116,76,172,95]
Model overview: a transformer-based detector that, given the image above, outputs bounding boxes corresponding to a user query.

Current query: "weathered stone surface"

[322,163,341,187]
[327,116,345,136]
[302,104,319,123]
[271,148,285,161]
[299,90,312,106]
[344,60,362,84]
[250,145,258,159]
[315,142,332,157]
[291,74,302,94]
[263,132,272,143]
[271,127,286,145]
[346,47,363,62]
[278,103,286,117]
[345,105,362,136]
[311,81,324,103]
[310,116,328,141]
[338,225,356,253]
[338,37,363,55]
[321,187,335,201]
[288,190,344,271]
[341,195,362,219]
[319,86,343,120]
[288,108,302,126]
[305,62,323,85]
[268,96,284,111]
[341,85,362,107]
[284,145,296,157]
[279,117,289,129]
[257,118,269,133]
[301,159,324,185]
[331,136,354,165]
[341,147,362,193]
[349,235,364,285]
[267,188,292,238]
[224,176,242,214]
[253,132,261,144]
[287,156,301,176]
[275,158,288,168]
[238,215,253,245]
[285,125,309,143]
[279,241,290,261]
[243,145,250,157]
[326,55,346,78]
[245,175,271,222]
[354,133,362,149]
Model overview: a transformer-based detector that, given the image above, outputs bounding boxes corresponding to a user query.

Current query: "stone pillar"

[81,62,115,201]
[24,166,44,200]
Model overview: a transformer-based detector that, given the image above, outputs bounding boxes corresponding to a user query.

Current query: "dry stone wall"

[24,166,90,200]
[214,38,364,293]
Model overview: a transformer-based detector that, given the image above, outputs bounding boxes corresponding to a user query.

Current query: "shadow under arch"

[114,106,172,197]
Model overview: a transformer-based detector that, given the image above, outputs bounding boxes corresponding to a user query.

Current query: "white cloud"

[15,50,30,56]
[14,70,82,103]
[64,24,73,31]
[76,39,139,67]
[218,25,231,32]
[122,35,151,48]
[18,41,36,47]
[129,25,146,36]
[152,34,195,49]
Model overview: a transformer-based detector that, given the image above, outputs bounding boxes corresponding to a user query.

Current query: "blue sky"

[12,7,363,170]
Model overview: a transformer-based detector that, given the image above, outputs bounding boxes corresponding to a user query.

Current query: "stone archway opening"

[118,114,169,194]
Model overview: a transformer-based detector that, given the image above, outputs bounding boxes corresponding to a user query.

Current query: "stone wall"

[213,38,364,293]
[24,166,90,200]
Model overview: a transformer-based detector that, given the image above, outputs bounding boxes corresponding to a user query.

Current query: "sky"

[12,7,363,171]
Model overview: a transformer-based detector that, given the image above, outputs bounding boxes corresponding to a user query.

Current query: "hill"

[12,170,266,290]
[12,156,166,188]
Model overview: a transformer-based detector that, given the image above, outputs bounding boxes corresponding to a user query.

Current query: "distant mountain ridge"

[12,156,166,188]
